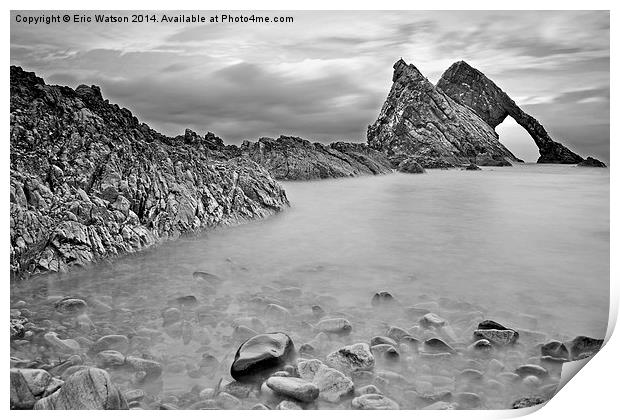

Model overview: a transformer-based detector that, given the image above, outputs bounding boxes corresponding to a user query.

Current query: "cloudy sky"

[11,10,609,162]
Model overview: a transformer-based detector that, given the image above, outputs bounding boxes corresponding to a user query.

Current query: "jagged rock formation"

[368,59,519,168]
[437,61,584,164]
[577,156,607,167]
[10,66,288,278]
[240,136,393,180]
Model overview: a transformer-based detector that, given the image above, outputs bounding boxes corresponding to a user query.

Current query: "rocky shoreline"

[10,66,289,279]
[10,285,604,410]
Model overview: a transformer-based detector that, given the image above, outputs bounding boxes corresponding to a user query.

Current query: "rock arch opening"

[495,116,540,163]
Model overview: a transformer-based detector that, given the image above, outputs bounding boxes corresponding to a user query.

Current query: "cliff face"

[10,66,288,278]
[437,61,584,164]
[367,59,519,168]
[240,136,393,180]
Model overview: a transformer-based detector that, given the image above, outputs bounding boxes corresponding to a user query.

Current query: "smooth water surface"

[11,164,609,408]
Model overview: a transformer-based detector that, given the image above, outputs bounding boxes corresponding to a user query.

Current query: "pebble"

[541,340,569,359]
[371,291,395,307]
[370,336,398,347]
[316,317,352,335]
[124,356,163,380]
[355,385,382,396]
[297,359,354,402]
[515,364,548,379]
[423,401,459,410]
[215,392,241,409]
[420,313,447,328]
[276,400,303,410]
[522,375,542,388]
[455,392,482,409]
[95,350,125,367]
[162,308,182,326]
[386,326,410,342]
[423,338,456,354]
[326,343,375,373]
[512,396,546,409]
[458,369,484,382]
[473,329,518,345]
[266,376,319,402]
[230,332,295,381]
[43,332,81,354]
[468,339,492,352]
[352,394,399,410]
[54,297,88,314]
[371,344,400,360]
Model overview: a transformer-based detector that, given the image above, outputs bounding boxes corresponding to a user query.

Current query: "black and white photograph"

[8,5,613,413]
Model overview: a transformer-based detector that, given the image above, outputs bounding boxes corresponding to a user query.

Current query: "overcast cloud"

[10,10,609,162]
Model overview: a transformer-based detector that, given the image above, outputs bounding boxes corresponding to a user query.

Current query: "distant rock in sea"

[10,66,288,278]
[368,58,604,168]
[577,156,607,167]
[240,135,393,180]
[368,59,520,169]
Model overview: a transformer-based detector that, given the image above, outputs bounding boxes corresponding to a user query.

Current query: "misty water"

[11,164,609,409]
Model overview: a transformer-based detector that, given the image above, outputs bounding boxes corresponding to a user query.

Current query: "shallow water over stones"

[10,166,608,409]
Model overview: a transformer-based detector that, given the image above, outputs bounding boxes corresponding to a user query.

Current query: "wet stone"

[420,313,447,328]
[423,401,459,410]
[230,332,295,382]
[125,356,163,380]
[173,295,198,306]
[512,396,546,409]
[54,297,88,314]
[297,358,354,402]
[316,317,352,335]
[215,392,241,409]
[356,384,382,396]
[124,389,145,402]
[91,334,130,354]
[469,339,492,352]
[276,400,303,410]
[222,381,257,398]
[568,336,603,360]
[34,368,127,410]
[458,369,484,382]
[515,364,548,379]
[326,342,375,373]
[473,329,518,346]
[43,332,81,354]
[371,344,400,360]
[266,376,320,402]
[352,394,399,410]
[10,368,64,409]
[478,319,510,330]
[455,392,482,409]
[423,338,456,354]
[541,340,569,359]
[95,350,125,368]
[371,336,398,347]
[371,291,395,307]
[386,326,410,342]
[162,308,182,327]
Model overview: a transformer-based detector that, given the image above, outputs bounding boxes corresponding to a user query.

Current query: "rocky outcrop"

[577,156,607,167]
[437,61,584,164]
[240,136,393,180]
[368,59,519,168]
[10,66,289,278]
